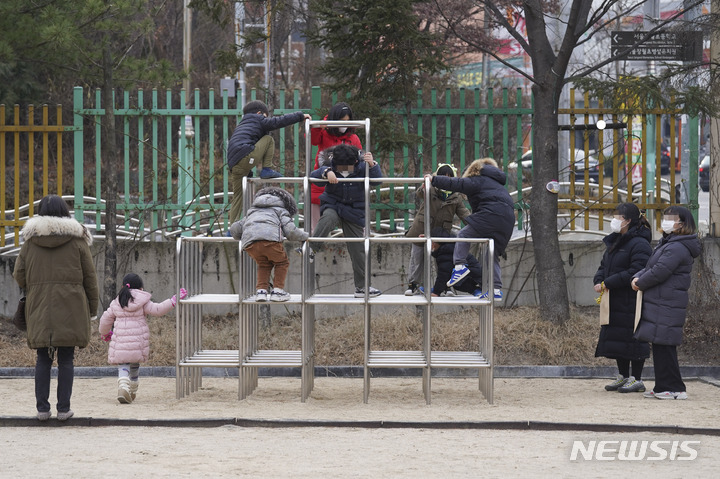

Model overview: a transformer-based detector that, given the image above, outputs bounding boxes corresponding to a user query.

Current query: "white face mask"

[337,127,347,134]
[610,218,625,233]
[338,170,350,178]
[661,219,677,234]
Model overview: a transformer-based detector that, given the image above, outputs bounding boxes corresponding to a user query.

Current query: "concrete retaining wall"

[2,236,717,319]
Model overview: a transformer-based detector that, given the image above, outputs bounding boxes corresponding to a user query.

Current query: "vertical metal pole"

[175,238,182,398]
[183,0,192,98]
[362,117,372,403]
[235,2,246,108]
[423,176,432,404]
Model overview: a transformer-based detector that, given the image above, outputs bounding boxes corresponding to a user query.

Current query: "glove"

[101,331,113,342]
[171,288,188,307]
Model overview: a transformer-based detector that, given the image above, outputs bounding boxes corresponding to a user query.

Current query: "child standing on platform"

[404,163,470,296]
[230,187,309,302]
[310,143,384,297]
[226,100,311,223]
[99,273,186,404]
[429,157,515,302]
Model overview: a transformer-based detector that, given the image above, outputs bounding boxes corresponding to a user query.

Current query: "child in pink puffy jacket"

[99,273,186,404]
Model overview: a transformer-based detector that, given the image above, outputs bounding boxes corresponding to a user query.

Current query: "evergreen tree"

[307,0,447,155]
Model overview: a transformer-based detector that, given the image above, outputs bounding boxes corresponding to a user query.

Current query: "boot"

[129,380,139,401]
[117,377,133,404]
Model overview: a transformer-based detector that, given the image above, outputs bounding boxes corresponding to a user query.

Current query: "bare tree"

[429,0,715,322]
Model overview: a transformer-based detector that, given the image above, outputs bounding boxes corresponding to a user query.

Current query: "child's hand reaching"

[363,152,377,169]
[327,170,339,184]
[171,288,188,307]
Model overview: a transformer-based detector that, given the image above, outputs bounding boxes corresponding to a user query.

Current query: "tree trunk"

[522,0,583,323]
[101,40,118,309]
[529,84,570,322]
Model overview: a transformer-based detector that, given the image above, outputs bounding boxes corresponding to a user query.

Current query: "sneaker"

[643,390,655,398]
[477,289,503,302]
[255,289,268,302]
[654,391,688,400]
[354,287,382,298]
[57,410,74,421]
[604,374,628,391]
[260,167,283,179]
[117,377,132,404]
[129,381,139,401]
[618,376,646,393]
[404,282,419,296]
[447,264,470,287]
[270,288,291,302]
[37,411,51,421]
[404,285,425,296]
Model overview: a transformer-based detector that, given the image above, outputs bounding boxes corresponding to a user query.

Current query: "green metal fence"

[1,85,700,250]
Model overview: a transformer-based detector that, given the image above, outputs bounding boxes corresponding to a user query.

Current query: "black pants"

[35,347,75,413]
[652,344,685,393]
[617,358,645,380]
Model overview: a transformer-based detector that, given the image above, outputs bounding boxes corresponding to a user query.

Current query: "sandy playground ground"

[1,376,719,477]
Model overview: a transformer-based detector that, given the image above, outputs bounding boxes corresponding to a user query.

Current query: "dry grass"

[1,305,717,368]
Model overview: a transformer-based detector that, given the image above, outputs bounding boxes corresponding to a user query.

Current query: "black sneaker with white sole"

[354,287,382,298]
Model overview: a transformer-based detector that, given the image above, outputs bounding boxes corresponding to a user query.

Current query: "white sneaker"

[117,377,132,404]
[654,391,688,400]
[270,288,291,302]
[37,411,51,421]
[56,410,74,421]
[255,289,268,302]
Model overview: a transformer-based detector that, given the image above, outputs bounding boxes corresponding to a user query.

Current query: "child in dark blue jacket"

[310,144,384,297]
[226,100,311,223]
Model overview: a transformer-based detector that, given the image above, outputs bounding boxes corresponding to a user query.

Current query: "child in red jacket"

[309,102,363,230]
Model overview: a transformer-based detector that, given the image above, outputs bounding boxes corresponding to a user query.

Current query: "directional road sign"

[611,30,702,62]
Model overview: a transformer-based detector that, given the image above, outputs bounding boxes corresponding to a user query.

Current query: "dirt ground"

[1,376,719,477]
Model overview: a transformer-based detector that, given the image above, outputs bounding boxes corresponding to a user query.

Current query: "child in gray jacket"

[229,187,309,301]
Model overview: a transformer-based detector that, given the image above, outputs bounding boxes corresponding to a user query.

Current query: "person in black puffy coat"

[632,205,701,400]
[226,100,310,223]
[429,157,515,302]
[593,202,652,393]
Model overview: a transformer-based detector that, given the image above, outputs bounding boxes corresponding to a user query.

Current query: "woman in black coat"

[593,203,652,393]
[632,206,701,400]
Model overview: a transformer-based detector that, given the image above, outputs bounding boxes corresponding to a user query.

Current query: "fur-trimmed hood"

[254,187,299,216]
[21,215,92,248]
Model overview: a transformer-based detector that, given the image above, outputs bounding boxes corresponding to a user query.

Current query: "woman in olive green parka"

[13,195,99,421]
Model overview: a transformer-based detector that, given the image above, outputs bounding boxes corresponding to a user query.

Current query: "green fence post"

[73,87,84,222]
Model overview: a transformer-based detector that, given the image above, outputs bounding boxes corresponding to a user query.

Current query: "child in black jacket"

[430,228,484,297]
[226,100,311,223]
